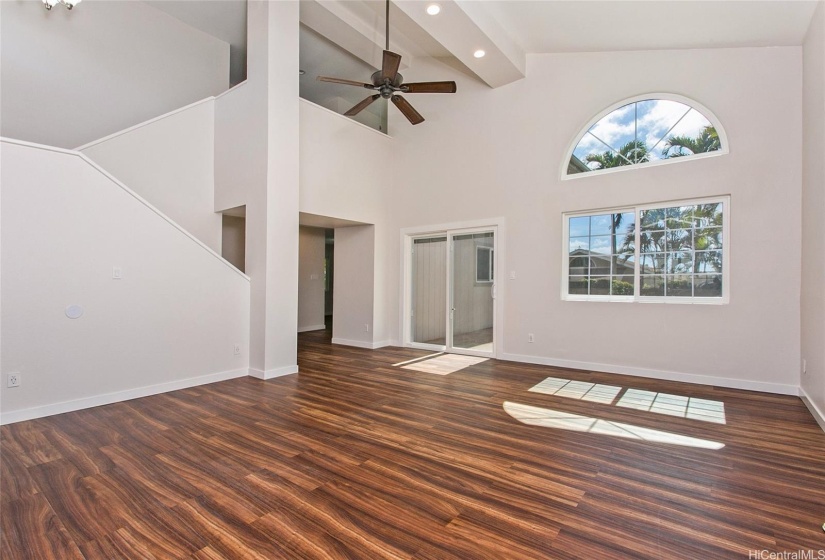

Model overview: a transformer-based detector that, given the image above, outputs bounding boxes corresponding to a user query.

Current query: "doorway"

[221,205,246,273]
[324,229,334,331]
[406,226,498,358]
[298,212,374,347]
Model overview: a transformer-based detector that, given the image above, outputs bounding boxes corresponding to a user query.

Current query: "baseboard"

[331,337,395,350]
[498,352,799,396]
[298,325,327,333]
[0,368,249,425]
[248,365,299,380]
[799,387,825,432]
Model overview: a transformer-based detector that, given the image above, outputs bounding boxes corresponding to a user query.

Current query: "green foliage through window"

[568,99,723,175]
[566,199,726,301]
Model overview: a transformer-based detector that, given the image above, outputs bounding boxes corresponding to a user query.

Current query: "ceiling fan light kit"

[316,0,456,125]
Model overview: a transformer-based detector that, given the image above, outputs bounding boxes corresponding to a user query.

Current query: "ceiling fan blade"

[344,94,381,117]
[317,76,373,88]
[402,81,457,94]
[391,95,425,125]
[381,50,402,83]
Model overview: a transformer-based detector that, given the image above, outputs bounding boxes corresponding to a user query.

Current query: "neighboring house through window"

[563,197,729,303]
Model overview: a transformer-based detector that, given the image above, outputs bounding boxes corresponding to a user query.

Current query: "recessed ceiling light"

[474,49,486,59]
[426,4,440,15]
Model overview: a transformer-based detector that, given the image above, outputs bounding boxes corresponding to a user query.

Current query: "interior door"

[448,230,495,357]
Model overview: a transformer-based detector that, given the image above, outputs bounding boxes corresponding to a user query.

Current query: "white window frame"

[561,93,729,181]
[562,196,730,304]
[476,246,494,284]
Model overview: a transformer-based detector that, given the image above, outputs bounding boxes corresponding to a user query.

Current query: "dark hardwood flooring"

[2,329,825,559]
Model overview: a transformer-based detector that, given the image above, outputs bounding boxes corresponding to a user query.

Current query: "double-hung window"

[563,196,728,303]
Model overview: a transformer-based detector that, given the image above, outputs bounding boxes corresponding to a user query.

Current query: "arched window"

[564,95,727,178]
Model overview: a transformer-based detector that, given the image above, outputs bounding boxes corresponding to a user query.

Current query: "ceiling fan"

[316,0,456,125]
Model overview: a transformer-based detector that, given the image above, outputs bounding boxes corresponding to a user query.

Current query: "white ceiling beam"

[300,0,411,71]
[393,0,525,88]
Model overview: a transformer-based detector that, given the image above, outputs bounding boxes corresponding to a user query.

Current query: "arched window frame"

[561,93,729,181]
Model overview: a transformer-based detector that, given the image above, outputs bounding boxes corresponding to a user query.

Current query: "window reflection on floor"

[398,354,489,375]
[529,377,726,424]
[503,401,725,450]
[529,377,622,404]
[616,389,726,424]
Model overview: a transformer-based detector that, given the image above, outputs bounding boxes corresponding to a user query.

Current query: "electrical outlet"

[112,266,122,280]
[233,343,241,355]
[7,373,20,388]
[803,359,807,375]
[528,333,534,343]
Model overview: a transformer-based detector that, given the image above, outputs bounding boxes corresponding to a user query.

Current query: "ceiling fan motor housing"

[318,48,454,124]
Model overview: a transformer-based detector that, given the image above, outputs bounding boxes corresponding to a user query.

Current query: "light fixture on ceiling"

[473,49,486,59]
[43,0,81,10]
[426,4,441,15]
[299,69,306,76]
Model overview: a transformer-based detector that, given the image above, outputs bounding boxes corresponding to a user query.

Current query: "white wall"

[80,100,222,253]
[1,0,229,149]
[802,2,825,427]
[0,141,250,424]
[214,1,299,379]
[383,47,803,393]
[298,226,326,331]
[262,0,300,377]
[215,82,266,213]
[299,100,395,345]
[333,225,376,347]
[299,100,394,224]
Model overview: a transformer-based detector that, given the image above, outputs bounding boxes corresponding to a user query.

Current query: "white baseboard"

[331,337,395,350]
[499,352,799,396]
[298,325,327,333]
[0,368,249,425]
[248,365,299,380]
[799,387,825,432]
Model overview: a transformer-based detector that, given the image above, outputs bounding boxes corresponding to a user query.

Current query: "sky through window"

[569,99,721,175]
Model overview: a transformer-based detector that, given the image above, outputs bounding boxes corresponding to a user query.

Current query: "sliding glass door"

[408,228,496,357]
[449,231,495,355]
[411,236,448,348]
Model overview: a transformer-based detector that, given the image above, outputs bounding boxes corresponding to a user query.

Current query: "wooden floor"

[3,329,825,559]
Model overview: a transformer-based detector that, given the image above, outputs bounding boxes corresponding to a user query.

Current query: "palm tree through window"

[567,98,724,176]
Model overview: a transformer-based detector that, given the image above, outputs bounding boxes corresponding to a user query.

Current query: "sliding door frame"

[401,217,505,359]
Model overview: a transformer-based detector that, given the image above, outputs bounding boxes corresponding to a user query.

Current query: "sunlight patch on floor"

[616,389,726,424]
[529,377,622,404]
[400,354,489,375]
[529,377,726,424]
[392,352,444,367]
[503,401,724,450]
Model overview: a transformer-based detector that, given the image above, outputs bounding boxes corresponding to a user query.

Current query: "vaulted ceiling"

[146,0,820,91]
